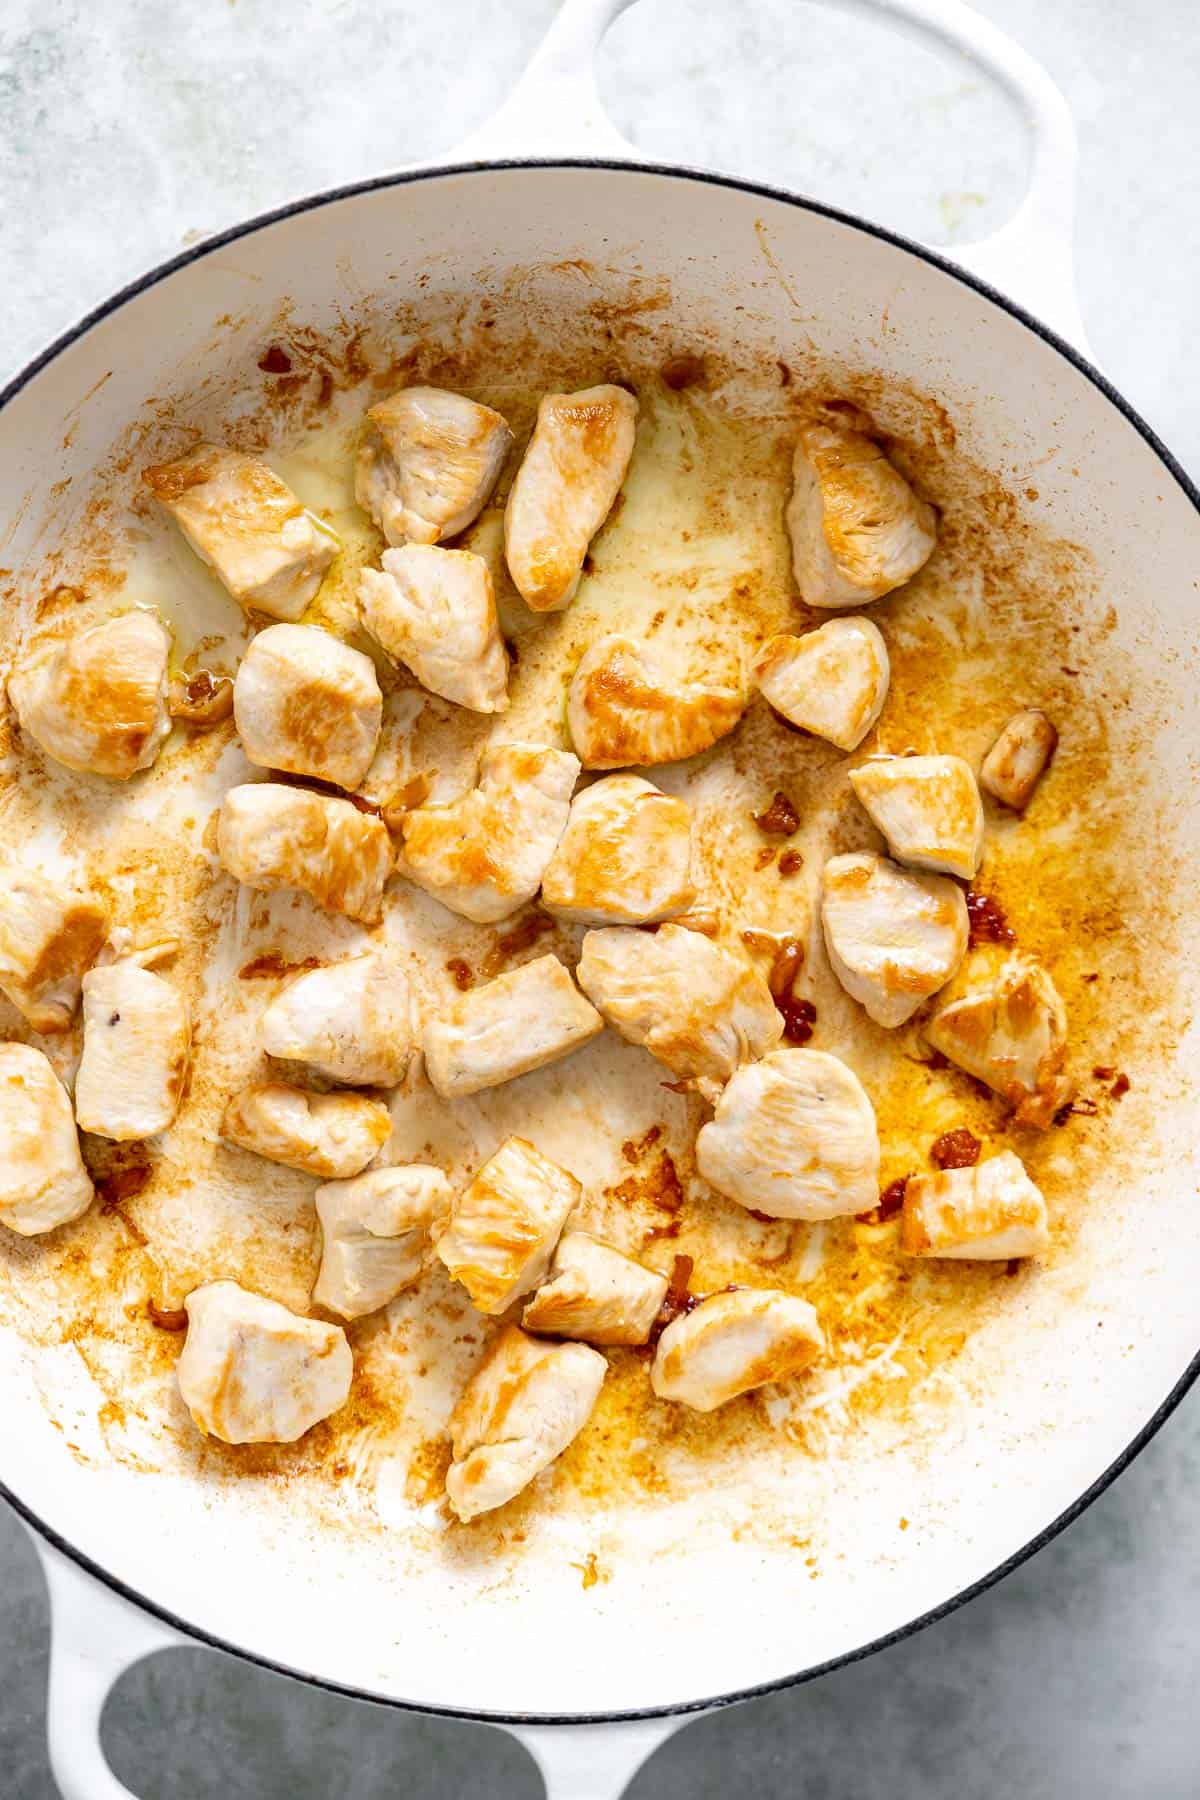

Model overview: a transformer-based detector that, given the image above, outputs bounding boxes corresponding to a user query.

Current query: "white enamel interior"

[2,164,1199,1718]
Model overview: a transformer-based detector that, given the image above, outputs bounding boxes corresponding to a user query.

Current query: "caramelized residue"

[930,1128,981,1170]
[238,953,322,980]
[966,889,1015,946]
[753,790,800,836]
[480,909,556,979]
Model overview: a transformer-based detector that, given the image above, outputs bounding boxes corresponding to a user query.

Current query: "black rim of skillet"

[2,156,1198,1729]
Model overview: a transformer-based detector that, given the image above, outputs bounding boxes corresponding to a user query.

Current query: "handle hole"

[597,0,1030,246]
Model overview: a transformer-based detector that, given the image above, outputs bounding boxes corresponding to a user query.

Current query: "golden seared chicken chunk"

[980,709,1058,811]
[355,386,512,548]
[522,1232,668,1347]
[9,610,171,779]
[177,1281,352,1444]
[787,421,937,608]
[445,1325,606,1522]
[437,1136,579,1315]
[902,1150,1049,1260]
[396,742,578,924]
[650,1288,824,1412]
[261,951,416,1087]
[312,1165,453,1319]
[821,851,969,1029]
[695,1047,879,1219]
[232,623,382,790]
[222,1082,391,1179]
[849,755,985,881]
[0,863,107,1032]
[754,617,889,751]
[504,385,638,611]
[358,545,509,713]
[75,957,190,1141]
[144,444,338,620]
[567,635,745,770]
[925,948,1073,1128]
[0,1043,93,1236]
[576,923,781,1088]
[540,775,695,924]
[217,783,393,923]
[423,954,603,1100]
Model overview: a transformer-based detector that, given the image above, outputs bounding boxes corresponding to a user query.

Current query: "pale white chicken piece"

[980,709,1058,811]
[522,1232,667,1347]
[222,1082,391,1179]
[423,954,603,1100]
[217,783,393,923]
[355,386,512,548]
[925,948,1073,1129]
[261,952,416,1087]
[902,1150,1049,1260]
[445,1325,606,1522]
[357,545,509,713]
[396,742,578,924]
[0,863,108,1032]
[177,1281,352,1444]
[144,444,339,620]
[651,1288,824,1412]
[754,617,890,751]
[567,635,745,769]
[232,623,382,790]
[821,851,969,1029]
[540,775,696,924]
[8,610,171,780]
[0,1043,94,1236]
[576,923,781,1087]
[849,755,985,881]
[75,958,190,1141]
[312,1165,453,1319]
[436,1136,580,1315]
[695,1047,880,1219]
[787,421,937,608]
[504,385,638,611]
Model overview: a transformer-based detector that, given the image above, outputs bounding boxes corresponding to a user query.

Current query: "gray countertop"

[2,1,1198,1794]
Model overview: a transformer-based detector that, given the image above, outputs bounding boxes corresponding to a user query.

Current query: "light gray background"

[1,1,1197,1794]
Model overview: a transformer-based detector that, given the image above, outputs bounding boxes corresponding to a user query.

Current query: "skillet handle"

[509,1719,689,1799]
[449,0,1088,354]
[30,1532,177,1800]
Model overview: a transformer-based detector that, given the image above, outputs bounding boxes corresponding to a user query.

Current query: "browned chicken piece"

[232,623,382,791]
[436,1136,580,1316]
[168,669,234,726]
[0,1043,94,1236]
[695,1047,880,1219]
[312,1166,453,1319]
[144,444,339,620]
[566,635,745,769]
[504,385,638,611]
[8,610,172,779]
[754,617,890,751]
[576,923,781,1089]
[422,955,603,1099]
[849,755,985,881]
[177,1281,352,1443]
[445,1326,606,1521]
[260,951,416,1087]
[539,775,696,924]
[901,1151,1049,1259]
[650,1289,824,1412]
[355,386,513,548]
[395,742,579,924]
[924,947,1073,1128]
[75,957,191,1141]
[980,710,1058,811]
[787,421,937,608]
[522,1232,668,1346]
[217,783,393,923]
[222,1082,392,1179]
[0,863,107,1032]
[821,851,969,1029]
[357,545,509,714]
